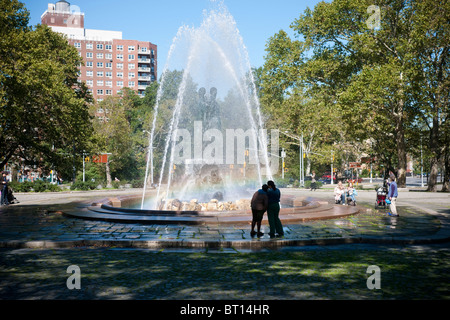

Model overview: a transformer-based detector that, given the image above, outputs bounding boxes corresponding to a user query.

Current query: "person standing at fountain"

[250,184,269,238]
[387,173,399,216]
[267,180,284,238]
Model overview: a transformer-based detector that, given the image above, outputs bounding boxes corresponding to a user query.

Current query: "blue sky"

[22,0,322,78]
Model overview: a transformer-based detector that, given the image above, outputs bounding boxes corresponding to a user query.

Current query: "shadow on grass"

[1,246,449,300]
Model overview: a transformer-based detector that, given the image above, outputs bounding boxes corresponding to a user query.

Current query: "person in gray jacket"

[250,184,269,238]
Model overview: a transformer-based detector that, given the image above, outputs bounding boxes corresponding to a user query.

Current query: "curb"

[1,234,449,250]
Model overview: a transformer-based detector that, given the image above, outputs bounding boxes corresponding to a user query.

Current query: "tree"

[261,0,449,189]
[406,0,449,191]
[90,96,133,187]
[0,0,92,176]
[260,28,347,178]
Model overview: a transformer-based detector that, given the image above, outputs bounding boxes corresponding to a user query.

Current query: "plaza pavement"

[0,187,449,249]
[0,187,449,300]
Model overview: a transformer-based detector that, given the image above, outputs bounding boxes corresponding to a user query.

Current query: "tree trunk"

[427,114,440,192]
[395,82,407,188]
[441,138,449,192]
[396,126,407,188]
[105,161,112,188]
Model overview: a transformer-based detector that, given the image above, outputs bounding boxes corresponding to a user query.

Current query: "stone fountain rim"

[96,194,326,216]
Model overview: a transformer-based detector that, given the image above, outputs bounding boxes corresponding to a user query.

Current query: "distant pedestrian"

[387,173,398,216]
[267,180,284,238]
[311,171,317,191]
[250,184,269,238]
[1,172,9,205]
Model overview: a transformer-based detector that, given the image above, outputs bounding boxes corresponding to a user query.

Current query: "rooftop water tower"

[55,0,70,12]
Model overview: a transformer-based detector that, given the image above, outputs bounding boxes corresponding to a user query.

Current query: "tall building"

[41,0,157,101]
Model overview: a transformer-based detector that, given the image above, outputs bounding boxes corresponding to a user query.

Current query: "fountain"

[141,2,273,211]
[63,1,360,225]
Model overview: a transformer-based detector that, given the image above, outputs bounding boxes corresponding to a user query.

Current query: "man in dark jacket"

[1,172,9,205]
[250,184,269,238]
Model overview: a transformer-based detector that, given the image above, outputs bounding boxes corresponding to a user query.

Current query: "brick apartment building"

[41,0,157,101]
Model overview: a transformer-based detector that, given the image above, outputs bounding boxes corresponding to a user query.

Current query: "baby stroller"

[7,187,19,204]
[375,186,387,209]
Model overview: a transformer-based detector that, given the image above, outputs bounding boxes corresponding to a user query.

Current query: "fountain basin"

[63,194,360,225]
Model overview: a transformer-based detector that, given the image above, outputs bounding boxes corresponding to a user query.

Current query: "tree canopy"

[260,0,449,190]
[0,0,92,177]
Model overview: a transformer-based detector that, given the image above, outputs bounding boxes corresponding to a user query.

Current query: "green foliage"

[303,180,323,189]
[71,181,97,191]
[0,0,93,178]
[9,181,33,192]
[9,180,61,192]
[260,0,449,189]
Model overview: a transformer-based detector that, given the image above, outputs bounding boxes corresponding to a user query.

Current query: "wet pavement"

[0,188,448,249]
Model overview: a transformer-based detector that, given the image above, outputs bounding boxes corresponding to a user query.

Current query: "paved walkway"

[0,188,449,249]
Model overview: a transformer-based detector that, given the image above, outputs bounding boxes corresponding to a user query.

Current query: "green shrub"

[131,178,145,188]
[111,180,121,189]
[304,180,323,189]
[9,180,62,192]
[71,181,97,191]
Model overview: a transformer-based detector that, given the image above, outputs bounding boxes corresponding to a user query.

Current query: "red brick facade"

[41,1,157,101]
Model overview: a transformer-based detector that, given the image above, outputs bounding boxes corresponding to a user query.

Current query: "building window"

[128,72,135,78]
[128,64,135,70]
[105,53,112,60]
[117,72,123,78]
[128,81,135,87]
[128,46,135,51]
[97,53,103,59]
[97,89,104,95]
[105,72,112,78]
[105,81,112,87]
[97,80,104,86]
[86,71,93,77]
[97,62,103,68]
[116,54,123,60]
[97,71,104,77]
[117,63,123,69]
[86,52,93,59]
[86,80,93,86]
[106,44,112,50]
[128,54,135,60]
[117,81,123,87]
[141,47,147,52]
[86,61,93,68]
[117,45,123,51]
[97,44,103,50]
[86,43,93,50]
[74,42,81,48]
[105,62,112,69]
[106,89,112,95]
